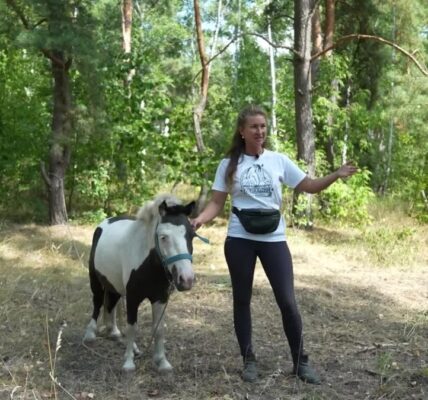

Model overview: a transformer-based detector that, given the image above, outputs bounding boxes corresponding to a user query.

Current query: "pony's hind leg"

[122,295,142,372]
[151,301,172,372]
[104,291,122,339]
[83,269,104,342]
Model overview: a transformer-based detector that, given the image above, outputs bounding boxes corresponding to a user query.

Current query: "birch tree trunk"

[383,6,397,194]
[342,84,350,164]
[267,18,278,143]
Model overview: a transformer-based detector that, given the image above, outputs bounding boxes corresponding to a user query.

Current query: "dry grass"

[0,217,427,400]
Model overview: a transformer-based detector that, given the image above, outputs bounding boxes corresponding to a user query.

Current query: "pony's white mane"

[136,193,182,225]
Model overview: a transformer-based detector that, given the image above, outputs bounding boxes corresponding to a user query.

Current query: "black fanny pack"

[232,207,281,234]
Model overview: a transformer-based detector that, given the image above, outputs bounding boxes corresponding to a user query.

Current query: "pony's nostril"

[176,275,193,291]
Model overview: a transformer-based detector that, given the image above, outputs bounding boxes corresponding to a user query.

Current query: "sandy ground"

[0,221,427,400]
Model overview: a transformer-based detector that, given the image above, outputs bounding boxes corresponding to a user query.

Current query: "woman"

[191,105,357,384]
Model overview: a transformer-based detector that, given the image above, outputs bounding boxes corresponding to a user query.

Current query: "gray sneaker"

[293,361,321,385]
[242,359,258,382]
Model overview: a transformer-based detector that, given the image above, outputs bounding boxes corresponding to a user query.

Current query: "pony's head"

[155,199,196,291]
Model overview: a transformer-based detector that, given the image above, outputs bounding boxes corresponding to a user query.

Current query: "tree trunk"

[193,0,208,154]
[324,0,337,170]
[324,0,335,56]
[6,0,74,225]
[122,0,135,87]
[293,0,316,227]
[43,52,72,225]
[193,0,213,214]
[311,5,322,84]
[342,84,351,164]
[267,17,278,145]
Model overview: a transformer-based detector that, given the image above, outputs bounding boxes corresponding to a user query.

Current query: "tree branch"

[194,0,209,100]
[6,0,69,69]
[249,32,296,53]
[311,34,428,76]
[193,31,297,82]
[34,18,47,28]
[40,49,67,68]
[192,35,239,83]
[5,0,31,29]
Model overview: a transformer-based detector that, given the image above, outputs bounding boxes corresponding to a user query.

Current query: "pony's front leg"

[83,318,98,342]
[122,323,137,372]
[151,301,172,372]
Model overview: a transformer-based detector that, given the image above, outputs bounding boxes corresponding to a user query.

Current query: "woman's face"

[240,114,267,152]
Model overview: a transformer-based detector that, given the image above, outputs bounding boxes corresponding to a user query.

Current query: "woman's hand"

[337,162,358,178]
[190,190,228,231]
[190,217,203,231]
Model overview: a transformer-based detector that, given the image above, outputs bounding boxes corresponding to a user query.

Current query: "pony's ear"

[158,200,168,216]
[184,201,196,216]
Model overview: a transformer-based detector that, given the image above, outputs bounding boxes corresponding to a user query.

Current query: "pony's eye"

[159,235,168,242]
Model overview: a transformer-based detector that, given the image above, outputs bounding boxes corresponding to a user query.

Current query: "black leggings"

[224,237,307,365]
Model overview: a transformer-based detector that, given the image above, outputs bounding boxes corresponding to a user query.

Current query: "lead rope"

[144,282,175,351]
[194,232,210,244]
[145,227,210,351]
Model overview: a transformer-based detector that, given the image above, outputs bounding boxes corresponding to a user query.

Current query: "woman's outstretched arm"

[296,162,358,194]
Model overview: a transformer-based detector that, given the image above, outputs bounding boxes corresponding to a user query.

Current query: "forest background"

[0,0,427,227]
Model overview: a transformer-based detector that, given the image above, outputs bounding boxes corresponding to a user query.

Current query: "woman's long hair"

[225,105,269,188]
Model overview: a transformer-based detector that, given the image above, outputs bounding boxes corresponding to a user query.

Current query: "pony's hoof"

[155,359,173,373]
[83,331,97,343]
[122,361,136,373]
[109,330,122,340]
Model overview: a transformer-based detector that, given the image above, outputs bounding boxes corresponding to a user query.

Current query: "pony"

[83,194,196,372]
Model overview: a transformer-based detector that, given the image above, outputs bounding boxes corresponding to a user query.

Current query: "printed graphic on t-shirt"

[240,164,274,197]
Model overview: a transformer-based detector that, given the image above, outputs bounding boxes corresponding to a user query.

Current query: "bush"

[318,169,374,226]
[74,209,108,224]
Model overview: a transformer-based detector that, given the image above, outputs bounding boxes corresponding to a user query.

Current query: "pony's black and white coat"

[83,194,196,372]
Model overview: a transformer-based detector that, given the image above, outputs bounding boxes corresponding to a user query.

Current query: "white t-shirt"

[212,149,306,242]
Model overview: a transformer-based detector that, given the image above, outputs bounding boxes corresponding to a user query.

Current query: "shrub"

[318,169,374,226]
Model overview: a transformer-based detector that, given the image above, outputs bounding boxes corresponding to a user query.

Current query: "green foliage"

[0,47,50,217]
[291,194,314,229]
[233,37,271,107]
[0,0,427,227]
[74,164,110,207]
[318,169,375,226]
[74,209,108,225]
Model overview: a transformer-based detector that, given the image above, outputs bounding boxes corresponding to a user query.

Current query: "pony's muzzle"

[172,265,194,291]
